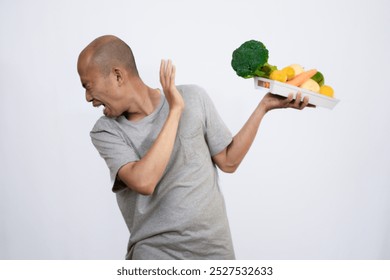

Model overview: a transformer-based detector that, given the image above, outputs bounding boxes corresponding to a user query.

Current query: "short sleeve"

[90,118,140,192]
[198,87,233,156]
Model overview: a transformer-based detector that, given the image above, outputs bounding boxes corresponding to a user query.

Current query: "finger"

[299,96,310,110]
[284,93,294,107]
[170,64,176,85]
[160,59,165,86]
[165,59,172,85]
[293,92,302,107]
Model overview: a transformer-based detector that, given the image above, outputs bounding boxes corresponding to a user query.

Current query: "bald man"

[77,35,311,260]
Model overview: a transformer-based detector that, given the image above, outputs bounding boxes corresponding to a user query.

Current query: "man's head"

[79,35,139,77]
[77,35,139,117]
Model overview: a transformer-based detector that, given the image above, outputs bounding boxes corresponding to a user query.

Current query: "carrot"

[286,69,317,87]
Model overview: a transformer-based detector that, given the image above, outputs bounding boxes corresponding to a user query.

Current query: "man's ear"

[113,68,124,86]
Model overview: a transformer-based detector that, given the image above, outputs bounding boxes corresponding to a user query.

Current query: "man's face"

[78,57,124,118]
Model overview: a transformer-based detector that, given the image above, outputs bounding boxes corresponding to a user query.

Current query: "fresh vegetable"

[289,64,304,76]
[259,62,278,78]
[231,40,336,99]
[269,70,287,82]
[231,40,269,78]
[286,69,317,86]
[281,66,295,80]
[311,71,325,86]
[300,79,320,92]
[319,85,334,97]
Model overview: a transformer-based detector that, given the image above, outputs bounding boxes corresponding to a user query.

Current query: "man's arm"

[118,60,184,195]
[212,92,311,173]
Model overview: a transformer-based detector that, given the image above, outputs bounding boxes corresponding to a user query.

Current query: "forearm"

[119,59,185,195]
[139,109,181,179]
[214,91,311,173]
[119,109,182,194]
[224,104,267,170]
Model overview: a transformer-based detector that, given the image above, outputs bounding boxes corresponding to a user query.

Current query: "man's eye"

[82,83,91,90]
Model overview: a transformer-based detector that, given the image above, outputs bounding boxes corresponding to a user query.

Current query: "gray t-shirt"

[90,84,235,259]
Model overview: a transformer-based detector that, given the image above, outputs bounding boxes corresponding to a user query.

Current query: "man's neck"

[124,84,161,122]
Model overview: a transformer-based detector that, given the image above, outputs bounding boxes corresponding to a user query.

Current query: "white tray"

[254,77,339,109]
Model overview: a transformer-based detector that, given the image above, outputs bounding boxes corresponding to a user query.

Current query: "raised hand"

[160,59,185,114]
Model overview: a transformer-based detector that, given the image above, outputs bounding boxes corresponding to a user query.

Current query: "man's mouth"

[93,102,105,108]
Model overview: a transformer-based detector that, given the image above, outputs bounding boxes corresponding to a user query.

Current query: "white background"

[0,0,389,259]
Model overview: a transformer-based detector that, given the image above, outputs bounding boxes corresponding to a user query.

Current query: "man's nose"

[86,92,93,102]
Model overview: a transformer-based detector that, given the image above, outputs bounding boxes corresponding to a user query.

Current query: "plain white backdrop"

[1,0,389,259]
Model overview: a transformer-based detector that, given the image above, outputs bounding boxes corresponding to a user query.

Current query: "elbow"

[223,166,238,174]
[122,177,156,195]
[133,180,156,195]
[218,162,239,174]
[118,163,157,195]
[137,186,155,196]
[213,153,240,173]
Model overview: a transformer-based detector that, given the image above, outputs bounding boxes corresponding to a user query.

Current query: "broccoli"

[231,40,274,78]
